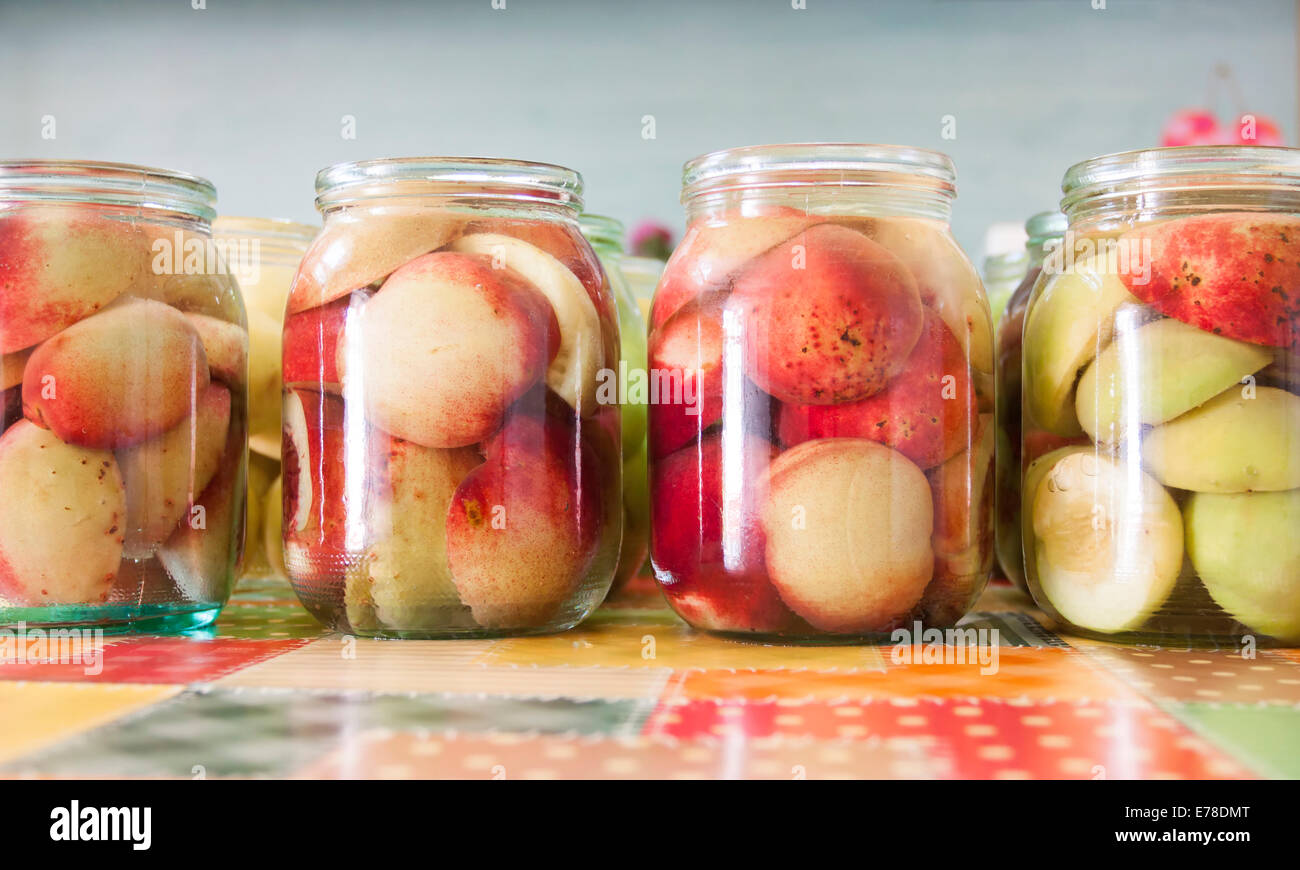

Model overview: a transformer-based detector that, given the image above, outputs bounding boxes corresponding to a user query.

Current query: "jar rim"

[214,215,318,247]
[681,143,957,203]
[1025,210,1067,245]
[1061,145,1300,215]
[0,159,216,221]
[314,157,584,211]
[579,213,625,252]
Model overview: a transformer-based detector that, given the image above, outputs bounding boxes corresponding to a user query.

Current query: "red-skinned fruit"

[732,223,924,405]
[0,210,146,354]
[445,407,604,629]
[22,297,208,449]
[650,431,799,633]
[282,388,352,555]
[1120,213,1300,350]
[341,251,559,448]
[776,313,975,469]
[650,208,814,332]
[919,413,994,625]
[284,295,353,389]
[287,213,462,315]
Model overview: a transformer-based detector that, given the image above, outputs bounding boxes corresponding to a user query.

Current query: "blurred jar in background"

[580,214,650,594]
[1022,146,1300,644]
[983,249,1029,324]
[214,217,316,581]
[649,143,993,638]
[620,254,665,324]
[994,211,1066,590]
[0,161,247,632]
[284,157,621,638]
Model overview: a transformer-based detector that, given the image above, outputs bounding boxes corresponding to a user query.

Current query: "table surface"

[2,574,1297,780]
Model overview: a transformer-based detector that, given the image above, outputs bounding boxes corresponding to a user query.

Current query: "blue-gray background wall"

[1,0,1295,256]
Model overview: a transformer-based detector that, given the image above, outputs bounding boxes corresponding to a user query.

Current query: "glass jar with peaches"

[283,158,621,638]
[648,144,994,638]
[1022,146,1300,644]
[213,217,316,581]
[994,211,1066,591]
[0,161,248,632]
[580,214,650,593]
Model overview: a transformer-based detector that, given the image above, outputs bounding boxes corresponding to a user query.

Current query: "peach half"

[450,233,603,415]
[350,438,482,630]
[760,438,933,633]
[1119,213,1300,350]
[22,297,208,448]
[650,431,797,633]
[341,252,558,448]
[117,383,231,559]
[0,420,126,605]
[650,209,814,331]
[0,209,146,353]
[157,427,244,604]
[287,211,462,314]
[732,223,924,405]
[445,409,603,629]
[776,313,976,468]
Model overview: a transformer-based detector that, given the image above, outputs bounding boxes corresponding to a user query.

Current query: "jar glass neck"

[0,160,216,224]
[315,157,584,217]
[1061,146,1300,234]
[681,143,957,224]
[684,186,952,224]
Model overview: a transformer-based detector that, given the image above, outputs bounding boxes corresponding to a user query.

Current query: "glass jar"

[620,254,665,324]
[0,161,248,632]
[580,214,650,593]
[994,211,1066,591]
[214,217,316,580]
[1022,146,1300,644]
[284,157,621,638]
[649,143,994,638]
[983,249,1029,324]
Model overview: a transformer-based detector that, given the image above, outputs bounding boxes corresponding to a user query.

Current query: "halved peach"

[341,252,558,448]
[855,215,993,374]
[733,223,924,405]
[0,420,126,605]
[22,297,208,448]
[283,295,353,389]
[354,438,482,629]
[650,431,797,633]
[184,312,248,387]
[286,212,463,314]
[1119,213,1300,350]
[117,383,231,558]
[650,209,814,331]
[157,427,244,603]
[776,313,975,468]
[0,209,146,353]
[445,408,603,628]
[759,438,933,633]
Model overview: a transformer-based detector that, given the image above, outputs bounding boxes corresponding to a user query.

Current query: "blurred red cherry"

[1161,108,1222,146]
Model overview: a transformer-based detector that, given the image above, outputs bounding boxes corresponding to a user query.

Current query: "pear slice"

[1029,451,1182,633]
[1143,386,1300,492]
[1075,318,1271,443]
[451,232,603,416]
[1023,257,1139,436]
[1185,489,1300,641]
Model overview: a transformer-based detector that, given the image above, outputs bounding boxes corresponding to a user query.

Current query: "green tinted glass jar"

[1022,146,1300,644]
[581,214,650,593]
[0,160,248,633]
[994,211,1066,590]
